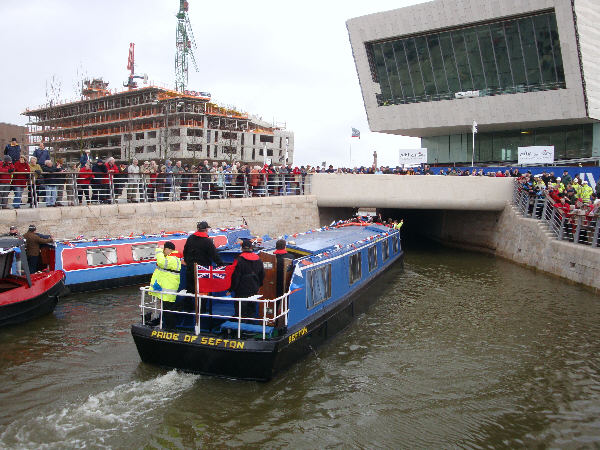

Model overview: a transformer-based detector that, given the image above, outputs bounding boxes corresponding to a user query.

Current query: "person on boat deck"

[150,241,183,330]
[23,224,53,273]
[230,239,265,320]
[274,239,293,298]
[183,221,223,294]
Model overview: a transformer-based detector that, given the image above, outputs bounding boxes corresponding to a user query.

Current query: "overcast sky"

[0,0,426,167]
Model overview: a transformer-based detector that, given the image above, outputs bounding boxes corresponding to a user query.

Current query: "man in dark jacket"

[33,142,50,166]
[230,239,264,319]
[4,138,21,163]
[41,160,62,206]
[91,159,108,203]
[23,224,53,272]
[183,221,224,293]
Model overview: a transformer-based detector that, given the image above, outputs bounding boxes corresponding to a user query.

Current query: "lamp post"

[471,120,478,168]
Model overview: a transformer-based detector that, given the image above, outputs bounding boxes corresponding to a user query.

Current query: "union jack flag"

[196,263,236,293]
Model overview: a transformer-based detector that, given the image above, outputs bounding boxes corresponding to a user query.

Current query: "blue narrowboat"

[44,227,251,293]
[131,221,404,381]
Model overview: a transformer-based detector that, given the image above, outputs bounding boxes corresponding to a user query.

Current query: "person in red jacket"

[0,155,15,209]
[77,161,94,204]
[105,157,120,204]
[11,155,30,209]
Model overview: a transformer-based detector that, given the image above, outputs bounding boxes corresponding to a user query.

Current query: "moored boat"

[40,227,251,293]
[131,221,403,381]
[0,237,65,328]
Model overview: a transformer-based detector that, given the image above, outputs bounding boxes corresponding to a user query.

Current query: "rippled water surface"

[1,246,599,448]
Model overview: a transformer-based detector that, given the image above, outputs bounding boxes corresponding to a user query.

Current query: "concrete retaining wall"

[0,196,321,240]
[426,203,600,291]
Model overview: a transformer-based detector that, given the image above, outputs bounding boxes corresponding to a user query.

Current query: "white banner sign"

[399,148,427,167]
[518,146,554,165]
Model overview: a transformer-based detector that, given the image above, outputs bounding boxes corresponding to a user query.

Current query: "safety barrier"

[513,181,600,248]
[0,172,312,208]
[139,286,290,340]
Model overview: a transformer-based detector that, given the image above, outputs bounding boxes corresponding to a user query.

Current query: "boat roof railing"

[56,225,249,246]
[139,287,290,340]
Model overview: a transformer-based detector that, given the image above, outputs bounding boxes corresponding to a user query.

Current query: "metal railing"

[139,287,290,340]
[0,172,312,208]
[513,182,599,248]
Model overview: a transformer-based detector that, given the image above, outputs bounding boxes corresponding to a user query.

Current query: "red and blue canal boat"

[43,227,252,293]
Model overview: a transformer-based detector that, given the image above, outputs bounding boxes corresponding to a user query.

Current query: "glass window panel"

[405,39,426,98]
[477,26,500,90]
[548,14,565,83]
[490,23,513,89]
[307,264,331,308]
[393,41,415,101]
[504,22,527,87]
[463,29,486,90]
[427,35,449,95]
[439,32,461,93]
[367,11,565,106]
[582,125,593,158]
[372,44,393,102]
[368,245,378,272]
[86,247,118,266]
[518,18,541,86]
[132,243,158,261]
[382,42,403,103]
[382,240,390,261]
[349,253,361,284]
[533,15,556,84]
[415,36,437,96]
[451,31,473,91]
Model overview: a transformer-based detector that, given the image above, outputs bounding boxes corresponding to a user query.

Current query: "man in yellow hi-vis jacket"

[150,241,182,329]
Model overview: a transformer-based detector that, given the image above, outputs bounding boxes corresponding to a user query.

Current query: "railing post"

[109,175,115,204]
[264,174,269,197]
[243,174,249,198]
[558,216,565,240]
[574,216,582,244]
[221,174,226,199]
[592,219,600,248]
[72,173,79,206]
[141,174,148,202]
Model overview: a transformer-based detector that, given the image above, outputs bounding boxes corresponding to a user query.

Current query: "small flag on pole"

[472,121,478,134]
[351,127,360,139]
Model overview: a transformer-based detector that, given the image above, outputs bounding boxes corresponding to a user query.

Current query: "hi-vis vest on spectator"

[581,184,593,203]
[150,248,182,302]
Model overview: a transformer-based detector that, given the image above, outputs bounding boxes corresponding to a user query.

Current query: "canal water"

[1,245,599,448]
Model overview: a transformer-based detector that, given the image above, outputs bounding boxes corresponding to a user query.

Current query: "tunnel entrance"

[318,207,501,253]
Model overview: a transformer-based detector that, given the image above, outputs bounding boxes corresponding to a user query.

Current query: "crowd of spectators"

[516,169,600,241]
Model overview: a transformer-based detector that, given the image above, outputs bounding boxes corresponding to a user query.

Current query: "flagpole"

[471,120,477,168]
[349,142,352,167]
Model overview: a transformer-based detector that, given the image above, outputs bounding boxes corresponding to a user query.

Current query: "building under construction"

[23,79,294,165]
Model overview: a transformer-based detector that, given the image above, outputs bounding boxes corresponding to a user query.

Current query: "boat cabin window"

[132,243,158,261]
[392,235,400,253]
[349,252,361,284]
[306,264,331,308]
[368,245,377,272]
[382,239,390,261]
[86,247,118,266]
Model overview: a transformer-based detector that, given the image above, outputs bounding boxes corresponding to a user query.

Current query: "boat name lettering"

[200,336,245,349]
[289,327,308,344]
[151,330,180,341]
[151,330,244,348]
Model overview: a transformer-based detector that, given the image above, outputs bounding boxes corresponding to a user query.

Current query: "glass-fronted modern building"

[348,0,600,165]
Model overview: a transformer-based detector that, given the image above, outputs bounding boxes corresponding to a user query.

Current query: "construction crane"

[123,43,147,89]
[175,0,198,93]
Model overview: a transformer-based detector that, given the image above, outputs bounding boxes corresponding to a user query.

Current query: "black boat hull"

[66,274,150,294]
[131,252,404,381]
[0,279,65,328]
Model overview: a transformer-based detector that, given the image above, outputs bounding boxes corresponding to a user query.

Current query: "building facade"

[347,0,600,164]
[23,79,294,165]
